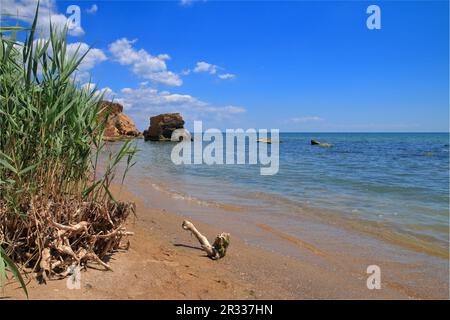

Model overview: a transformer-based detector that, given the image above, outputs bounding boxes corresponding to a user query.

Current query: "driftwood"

[182,220,230,260]
[1,197,135,282]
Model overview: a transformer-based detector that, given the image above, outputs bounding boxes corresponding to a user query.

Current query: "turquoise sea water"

[118,132,449,257]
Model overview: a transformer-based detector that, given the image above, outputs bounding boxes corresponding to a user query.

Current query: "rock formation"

[99,101,142,141]
[143,113,186,141]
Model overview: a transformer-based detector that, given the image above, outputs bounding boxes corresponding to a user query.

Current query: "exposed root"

[0,198,134,282]
[182,220,230,260]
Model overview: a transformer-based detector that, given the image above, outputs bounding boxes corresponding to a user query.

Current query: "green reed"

[0,3,136,296]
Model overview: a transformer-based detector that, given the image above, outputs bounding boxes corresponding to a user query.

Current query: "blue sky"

[2,0,449,131]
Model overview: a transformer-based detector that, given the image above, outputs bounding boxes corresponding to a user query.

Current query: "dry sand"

[2,185,445,300]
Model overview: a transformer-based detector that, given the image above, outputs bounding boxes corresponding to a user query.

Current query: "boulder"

[143,113,185,141]
[99,101,142,141]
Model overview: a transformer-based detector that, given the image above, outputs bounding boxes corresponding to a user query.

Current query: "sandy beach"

[3,183,447,300]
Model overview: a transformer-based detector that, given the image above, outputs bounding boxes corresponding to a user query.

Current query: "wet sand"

[3,184,448,299]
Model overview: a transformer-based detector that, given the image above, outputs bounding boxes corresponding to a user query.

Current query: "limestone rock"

[99,101,142,141]
[143,113,185,141]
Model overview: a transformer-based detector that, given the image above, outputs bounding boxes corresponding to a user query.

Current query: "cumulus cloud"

[118,86,205,111]
[65,42,107,81]
[157,53,171,61]
[67,42,107,70]
[81,83,115,100]
[108,83,245,129]
[185,61,236,80]
[14,39,106,82]
[86,4,98,14]
[193,61,220,75]
[0,0,85,36]
[108,38,182,86]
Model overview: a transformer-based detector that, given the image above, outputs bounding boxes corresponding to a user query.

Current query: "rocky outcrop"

[100,101,142,141]
[143,113,185,141]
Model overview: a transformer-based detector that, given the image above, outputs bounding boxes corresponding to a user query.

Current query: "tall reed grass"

[0,3,136,297]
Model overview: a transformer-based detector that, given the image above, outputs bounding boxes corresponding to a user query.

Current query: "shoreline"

[115,135,449,262]
[4,182,448,299]
[144,176,449,260]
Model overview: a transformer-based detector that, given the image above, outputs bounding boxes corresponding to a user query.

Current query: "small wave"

[150,182,244,212]
[246,191,449,259]
[249,191,306,208]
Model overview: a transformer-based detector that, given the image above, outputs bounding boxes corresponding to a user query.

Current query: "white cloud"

[290,116,324,123]
[157,53,171,61]
[82,83,115,100]
[218,73,236,80]
[119,85,204,109]
[81,82,96,92]
[19,39,106,82]
[111,83,245,128]
[189,61,235,80]
[86,4,98,14]
[193,61,220,74]
[67,42,107,70]
[0,0,85,37]
[66,42,107,82]
[108,38,182,86]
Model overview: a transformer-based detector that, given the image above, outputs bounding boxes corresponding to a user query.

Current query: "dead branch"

[182,220,230,260]
[0,197,134,281]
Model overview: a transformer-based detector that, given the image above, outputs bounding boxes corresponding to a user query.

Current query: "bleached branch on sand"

[182,220,230,260]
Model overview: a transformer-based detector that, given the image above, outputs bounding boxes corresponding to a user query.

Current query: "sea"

[107,132,449,291]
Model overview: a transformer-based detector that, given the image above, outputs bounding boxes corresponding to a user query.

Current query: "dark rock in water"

[144,113,185,141]
[311,139,333,147]
[99,101,142,141]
